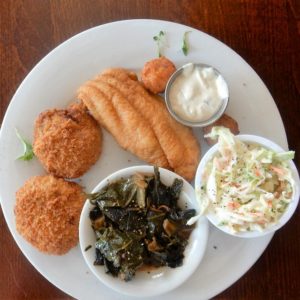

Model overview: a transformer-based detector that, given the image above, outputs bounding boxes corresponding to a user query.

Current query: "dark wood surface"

[1,0,299,299]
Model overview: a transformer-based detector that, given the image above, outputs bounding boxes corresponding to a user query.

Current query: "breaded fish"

[15,175,85,255]
[78,68,200,181]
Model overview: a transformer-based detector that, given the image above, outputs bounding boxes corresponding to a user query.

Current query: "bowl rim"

[195,134,300,238]
[164,62,229,127]
[79,165,209,297]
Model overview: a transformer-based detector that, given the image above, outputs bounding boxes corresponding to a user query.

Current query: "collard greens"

[88,167,196,281]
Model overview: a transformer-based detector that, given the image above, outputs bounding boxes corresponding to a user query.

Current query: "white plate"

[0,19,287,299]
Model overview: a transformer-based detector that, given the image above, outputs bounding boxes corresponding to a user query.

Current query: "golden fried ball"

[141,56,176,94]
[203,114,240,145]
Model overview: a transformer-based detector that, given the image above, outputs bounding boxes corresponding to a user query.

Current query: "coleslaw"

[198,127,295,233]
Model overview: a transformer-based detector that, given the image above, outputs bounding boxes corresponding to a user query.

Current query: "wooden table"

[1,0,299,299]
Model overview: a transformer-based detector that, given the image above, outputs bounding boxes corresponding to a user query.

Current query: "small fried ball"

[141,56,176,94]
[33,103,101,178]
[203,114,240,145]
[14,175,85,255]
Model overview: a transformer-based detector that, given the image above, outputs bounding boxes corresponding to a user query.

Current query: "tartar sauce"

[169,64,228,123]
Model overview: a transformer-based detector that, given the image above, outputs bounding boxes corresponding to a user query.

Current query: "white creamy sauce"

[169,64,228,122]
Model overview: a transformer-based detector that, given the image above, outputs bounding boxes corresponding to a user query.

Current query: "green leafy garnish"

[15,128,34,161]
[153,30,166,57]
[182,31,191,56]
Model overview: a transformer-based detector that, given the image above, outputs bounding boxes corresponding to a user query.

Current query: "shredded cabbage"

[198,127,295,233]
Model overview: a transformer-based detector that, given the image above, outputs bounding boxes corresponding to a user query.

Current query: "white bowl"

[195,135,300,238]
[79,165,209,297]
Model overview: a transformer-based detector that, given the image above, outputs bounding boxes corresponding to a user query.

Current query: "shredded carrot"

[254,167,261,177]
[228,201,240,209]
[270,165,286,176]
[229,182,240,188]
[257,220,266,225]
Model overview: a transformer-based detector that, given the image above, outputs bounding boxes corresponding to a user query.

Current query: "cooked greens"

[88,167,195,281]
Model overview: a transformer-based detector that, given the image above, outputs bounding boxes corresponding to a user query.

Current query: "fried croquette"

[14,175,85,255]
[203,114,240,145]
[141,56,176,94]
[78,68,200,181]
[33,103,102,178]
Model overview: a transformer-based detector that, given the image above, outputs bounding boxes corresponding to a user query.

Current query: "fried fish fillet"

[77,68,200,181]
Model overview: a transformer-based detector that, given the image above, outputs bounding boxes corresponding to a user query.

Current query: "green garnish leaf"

[15,128,34,161]
[182,31,191,56]
[153,30,166,57]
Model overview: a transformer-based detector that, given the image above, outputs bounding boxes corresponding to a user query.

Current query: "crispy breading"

[33,103,102,178]
[14,175,85,255]
[203,114,240,145]
[78,68,200,181]
[141,57,176,94]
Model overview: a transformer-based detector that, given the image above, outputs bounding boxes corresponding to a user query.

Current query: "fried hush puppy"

[14,175,85,255]
[203,113,240,145]
[141,56,176,94]
[78,68,200,181]
[33,103,101,178]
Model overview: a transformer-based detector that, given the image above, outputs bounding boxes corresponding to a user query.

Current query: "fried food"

[203,114,240,145]
[141,56,176,94]
[33,103,102,178]
[77,68,200,181]
[14,175,85,255]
